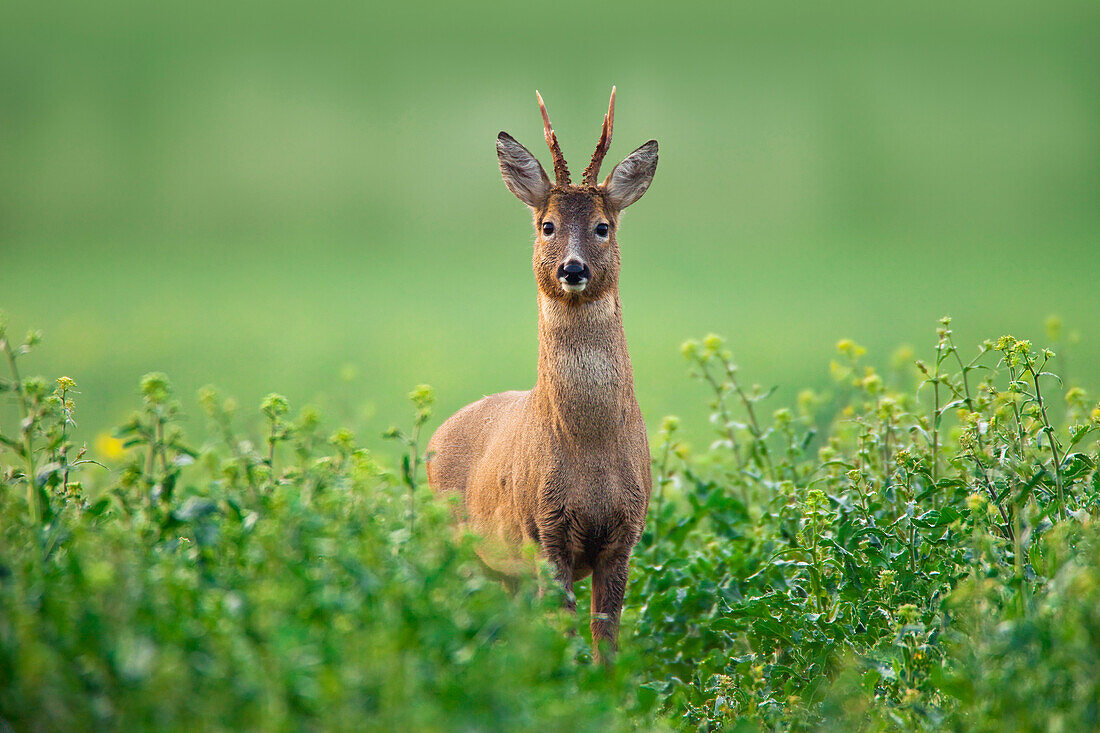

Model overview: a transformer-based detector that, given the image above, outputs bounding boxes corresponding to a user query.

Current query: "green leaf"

[85,498,110,517]
[172,497,219,522]
[912,507,961,529]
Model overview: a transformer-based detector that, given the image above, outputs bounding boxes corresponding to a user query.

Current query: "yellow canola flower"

[891,345,915,370]
[702,333,724,352]
[836,338,866,359]
[95,433,127,461]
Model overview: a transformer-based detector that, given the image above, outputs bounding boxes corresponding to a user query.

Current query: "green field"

[3,5,1100,726]
[3,0,1099,452]
[3,321,1100,730]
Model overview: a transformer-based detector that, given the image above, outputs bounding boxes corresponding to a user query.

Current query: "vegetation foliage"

[2,312,1099,731]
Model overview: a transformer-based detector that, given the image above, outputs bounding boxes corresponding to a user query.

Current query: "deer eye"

[595,222,609,237]
[541,221,555,236]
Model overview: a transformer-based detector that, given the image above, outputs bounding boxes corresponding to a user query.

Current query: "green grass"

[3,317,1100,730]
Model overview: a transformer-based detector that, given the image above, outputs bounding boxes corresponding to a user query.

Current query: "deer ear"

[603,140,658,210]
[497,132,551,208]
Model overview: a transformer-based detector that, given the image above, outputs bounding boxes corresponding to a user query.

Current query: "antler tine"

[582,86,616,186]
[536,90,570,186]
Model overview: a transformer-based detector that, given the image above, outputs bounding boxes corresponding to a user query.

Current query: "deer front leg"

[591,552,630,664]
[540,537,576,613]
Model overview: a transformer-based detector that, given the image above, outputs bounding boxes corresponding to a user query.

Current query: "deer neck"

[532,290,635,440]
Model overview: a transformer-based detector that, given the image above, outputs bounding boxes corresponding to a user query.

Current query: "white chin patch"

[559,279,588,293]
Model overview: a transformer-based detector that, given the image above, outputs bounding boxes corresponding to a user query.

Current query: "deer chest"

[530,449,650,562]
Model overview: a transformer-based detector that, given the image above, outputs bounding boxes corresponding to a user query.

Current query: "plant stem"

[59,386,71,493]
[1004,363,1028,461]
[3,338,40,524]
[808,520,827,613]
[654,435,675,561]
[1029,363,1065,520]
[216,413,257,494]
[909,523,917,573]
[406,422,423,522]
[698,363,744,470]
[725,364,776,483]
[930,374,941,490]
[966,449,1013,542]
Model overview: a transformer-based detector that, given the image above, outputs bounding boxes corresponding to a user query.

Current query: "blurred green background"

[2,0,1099,452]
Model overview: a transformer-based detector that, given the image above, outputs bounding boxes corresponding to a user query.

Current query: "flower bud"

[408,384,436,408]
[140,372,171,404]
[702,333,724,353]
[261,393,290,420]
[329,428,356,451]
[23,377,47,399]
[897,604,920,623]
[198,386,219,417]
[965,492,988,513]
[835,338,866,359]
[1044,315,1062,341]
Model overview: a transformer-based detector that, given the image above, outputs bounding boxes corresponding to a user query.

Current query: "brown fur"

[427,93,658,663]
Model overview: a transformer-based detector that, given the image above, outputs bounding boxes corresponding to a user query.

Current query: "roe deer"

[426,88,657,662]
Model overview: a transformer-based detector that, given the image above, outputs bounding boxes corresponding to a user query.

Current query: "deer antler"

[582,86,615,186]
[536,90,570,187]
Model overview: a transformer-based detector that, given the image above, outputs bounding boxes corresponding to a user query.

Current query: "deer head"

[496,88,658,304]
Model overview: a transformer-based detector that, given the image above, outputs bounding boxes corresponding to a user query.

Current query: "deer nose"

[558,260,590,285]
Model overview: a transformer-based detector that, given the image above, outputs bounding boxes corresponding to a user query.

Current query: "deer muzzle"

[557,260,590,293]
